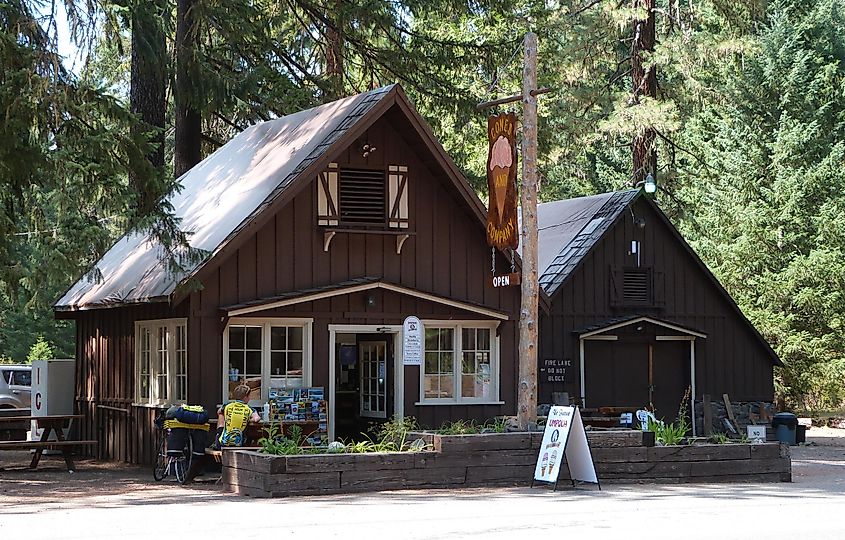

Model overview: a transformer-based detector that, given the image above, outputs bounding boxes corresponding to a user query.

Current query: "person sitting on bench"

[214,384,261,448]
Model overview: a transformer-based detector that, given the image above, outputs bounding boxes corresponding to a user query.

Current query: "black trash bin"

[772,412,798,445]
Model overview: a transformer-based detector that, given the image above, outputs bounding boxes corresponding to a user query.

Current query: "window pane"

[140,375,150,399]
[287,352,303,376]
[176,325,187,402]
[141,350,150,376]
[229,326,245,349]
[441,352,453,373]
[178,376,187,401]
[13,371,32,386]
[157,375,168,401]
[462,352,475,374]
[288,327,303,350]
[462,328,475,350]
[228,350,245,374]
[270,351,286,377]
[425,329,439,350]
[439,375,454,398]
[424,352,438,373]
[477,328,490,349]
[270,327,286,351]
[245,326,262,350]
[439,328,453,350]
[424,374,440,399]
[245,351,262,376]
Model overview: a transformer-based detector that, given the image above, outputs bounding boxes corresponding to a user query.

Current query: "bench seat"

[0,440,98,450]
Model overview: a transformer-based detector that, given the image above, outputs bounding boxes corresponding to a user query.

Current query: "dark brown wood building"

[54,85,520,463]
[535,191,780,431]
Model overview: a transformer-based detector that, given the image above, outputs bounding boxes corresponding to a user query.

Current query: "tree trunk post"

[518,32,539,431]
[175,0,202,179]
[631,0,657,186]
[129,0,167,216]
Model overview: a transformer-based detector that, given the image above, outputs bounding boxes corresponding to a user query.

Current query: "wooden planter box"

[223,431,790,497]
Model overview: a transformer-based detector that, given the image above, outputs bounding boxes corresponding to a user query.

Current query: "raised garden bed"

[223,430,790,497]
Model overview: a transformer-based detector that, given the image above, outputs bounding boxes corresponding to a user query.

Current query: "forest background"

[1,0,843,412]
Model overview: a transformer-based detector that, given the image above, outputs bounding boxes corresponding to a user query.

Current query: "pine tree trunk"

[631,0,657,186]
[325,0,344,98]
[129,0,166,215]
[174,0,202,179]
[518,32,539,431]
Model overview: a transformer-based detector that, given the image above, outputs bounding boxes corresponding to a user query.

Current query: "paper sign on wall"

[402,316,423,366]
[533,406,600,489]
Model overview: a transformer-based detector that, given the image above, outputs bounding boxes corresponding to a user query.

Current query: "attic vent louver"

[339,168,386,226]
[623,268,650,303]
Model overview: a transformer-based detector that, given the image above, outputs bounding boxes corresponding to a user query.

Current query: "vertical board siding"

[70,111,520,462]
[538,198,776,406]
[74,302,188,464]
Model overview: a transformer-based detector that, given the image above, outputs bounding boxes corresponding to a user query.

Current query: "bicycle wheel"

[152,429,168,481]
[176,435,193,484]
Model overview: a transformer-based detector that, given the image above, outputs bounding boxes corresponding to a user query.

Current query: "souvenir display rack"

[268,387,328,447]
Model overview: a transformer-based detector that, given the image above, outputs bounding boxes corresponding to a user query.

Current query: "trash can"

[796,424,807,444]
[772,412,798,445]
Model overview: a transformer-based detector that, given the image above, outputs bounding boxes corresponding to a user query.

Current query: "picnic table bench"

[0,414,97,472]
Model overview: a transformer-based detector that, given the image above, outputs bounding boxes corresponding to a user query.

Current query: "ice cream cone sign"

[486,113,519,250]
[489,135,512,221]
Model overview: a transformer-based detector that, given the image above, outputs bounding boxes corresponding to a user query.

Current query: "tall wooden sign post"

[518,32,539,431]
[478,33,545,431]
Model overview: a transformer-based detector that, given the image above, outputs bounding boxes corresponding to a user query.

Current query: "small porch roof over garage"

[577,316,707,340]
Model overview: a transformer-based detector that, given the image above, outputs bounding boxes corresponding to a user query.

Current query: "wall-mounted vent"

[623,269,650,303]
[611,266,661,308]
[339,168,386,226]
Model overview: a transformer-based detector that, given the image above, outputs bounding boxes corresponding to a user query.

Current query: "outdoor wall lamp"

[365,294,376,308]
[635,173,657,195]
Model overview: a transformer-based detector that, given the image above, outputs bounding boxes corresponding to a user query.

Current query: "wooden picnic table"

[0,414,97,472]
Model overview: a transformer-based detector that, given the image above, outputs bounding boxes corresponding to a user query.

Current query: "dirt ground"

[0,427,843,512]
[0,451,224,510]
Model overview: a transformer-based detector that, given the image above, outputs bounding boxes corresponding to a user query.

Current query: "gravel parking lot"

[1,428,843,539]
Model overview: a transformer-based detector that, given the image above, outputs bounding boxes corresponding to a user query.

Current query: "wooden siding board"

[256,218,276,299]
[539,198,775,408]
[69,114,522,464]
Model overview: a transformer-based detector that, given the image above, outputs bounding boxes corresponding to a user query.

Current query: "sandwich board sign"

[532,406,600,490]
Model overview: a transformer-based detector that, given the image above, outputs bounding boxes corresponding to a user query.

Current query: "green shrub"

[27,336,54,363]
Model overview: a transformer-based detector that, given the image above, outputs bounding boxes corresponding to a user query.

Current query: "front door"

[652,340,690,422]
[359,340,388,419]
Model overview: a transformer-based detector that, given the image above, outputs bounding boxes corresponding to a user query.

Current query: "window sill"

[414,400,505,406]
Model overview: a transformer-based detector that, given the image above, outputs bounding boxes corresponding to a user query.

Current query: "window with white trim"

[135,319,188,405]
[224,319,312,406]
[421,322,499,404]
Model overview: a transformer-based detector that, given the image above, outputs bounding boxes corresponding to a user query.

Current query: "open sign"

[489,272,521,288]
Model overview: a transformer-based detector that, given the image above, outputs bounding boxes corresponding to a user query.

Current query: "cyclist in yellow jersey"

[216,384,260,447]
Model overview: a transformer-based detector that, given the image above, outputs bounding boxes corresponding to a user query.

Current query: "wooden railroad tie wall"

[223,431,791,497]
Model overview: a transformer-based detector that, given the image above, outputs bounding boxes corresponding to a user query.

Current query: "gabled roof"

[535,190,639,296]
[55,86,394,310]
[576,316,707,339]
[54,85,492,311]
[536,189,781,366]
[222,278,509,320]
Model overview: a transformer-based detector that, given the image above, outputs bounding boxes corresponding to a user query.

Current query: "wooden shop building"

[54,85,520,463]
[54,85,779,464]
[533,190,780,430]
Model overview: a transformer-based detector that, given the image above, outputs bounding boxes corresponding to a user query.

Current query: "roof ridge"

[538,190,639,296]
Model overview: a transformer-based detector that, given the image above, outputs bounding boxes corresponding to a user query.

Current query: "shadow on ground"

[2,428,844,513]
